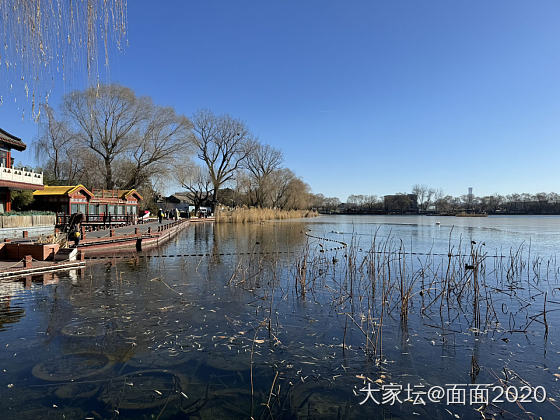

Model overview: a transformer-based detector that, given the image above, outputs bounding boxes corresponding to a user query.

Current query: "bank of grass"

[216,208,318,223]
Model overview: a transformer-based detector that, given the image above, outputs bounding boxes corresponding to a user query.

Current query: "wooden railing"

[56,213,134,227]
[90,188,120,198]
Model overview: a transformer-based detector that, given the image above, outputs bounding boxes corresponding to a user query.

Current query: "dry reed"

[215,208,318,223]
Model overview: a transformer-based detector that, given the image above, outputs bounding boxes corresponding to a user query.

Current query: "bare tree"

[282,177,311,209]
[190,110,254,207]
[63,84,149,189]
[268,168,310,210]
[245,143,283,207]
[347,195,364,206]
[548,192,560,203]
[425,188,435,211]
[270,168,296,209]
[34,105,83,184]
[325,197,341,211]
[233,171,253,207]
[435,195,454,213]
[176,164,214,214]
[61,84,190,190]
[434,188,444,212]
[123,107,192,189]
[412,184,428,211]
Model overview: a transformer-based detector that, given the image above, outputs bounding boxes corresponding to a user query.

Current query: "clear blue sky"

[2,0,560,201]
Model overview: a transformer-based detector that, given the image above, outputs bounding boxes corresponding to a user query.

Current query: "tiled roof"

[171,193,191,201]
[0,128,26,151]
[33,185,93,197]
[118,189,143,201]
[34,185,142,201]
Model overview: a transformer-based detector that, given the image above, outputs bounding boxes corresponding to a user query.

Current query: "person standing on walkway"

[158,208,163,224]
[68,212,84,248]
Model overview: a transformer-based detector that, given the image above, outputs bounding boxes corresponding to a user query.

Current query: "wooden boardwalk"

[76,218,211,253]
[0,217,214,280]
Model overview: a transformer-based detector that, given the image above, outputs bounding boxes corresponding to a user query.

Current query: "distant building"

[383,194,418,214]
[0,128,44,212]
[164,193,191,212]
[164,193,212,215]
[467,187,474,209]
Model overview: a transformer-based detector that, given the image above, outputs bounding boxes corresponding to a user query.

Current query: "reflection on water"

[0,217,559,419]
[0,296,24,332]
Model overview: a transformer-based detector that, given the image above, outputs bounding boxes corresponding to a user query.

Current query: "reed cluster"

[310,233,557,363]
[227,228,559,367]
[215,208,318,223]
[218,229,559,418]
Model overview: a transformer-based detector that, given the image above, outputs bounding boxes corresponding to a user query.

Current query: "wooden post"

[5,190,11,212]
[81,226,86,240]
[110,228,115,237]
[78,250,85,261]
[134,227,139,236]
[148,227,151,234]
[24,255,32,269]
[22,230,28,238]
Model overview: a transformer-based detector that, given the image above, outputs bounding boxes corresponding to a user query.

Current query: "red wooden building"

[0,128,44,212]
[33,185,142,226]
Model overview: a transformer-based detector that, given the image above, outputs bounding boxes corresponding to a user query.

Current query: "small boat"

[435,221,441,225]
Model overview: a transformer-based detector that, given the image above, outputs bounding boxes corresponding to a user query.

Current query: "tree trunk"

[105,159,114,189]
[211,185,219,212]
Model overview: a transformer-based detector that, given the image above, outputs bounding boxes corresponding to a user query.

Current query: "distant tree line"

[332,184,560,215]
[434,191,560,215]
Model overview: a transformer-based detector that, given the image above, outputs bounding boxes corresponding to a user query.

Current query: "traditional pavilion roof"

[0,128,26,151]
[33,185,93,198]
[34,185,142,202]
[118,189,143,201]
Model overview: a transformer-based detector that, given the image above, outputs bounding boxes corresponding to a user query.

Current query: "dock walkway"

[82,217,213,239]
[0,217,214,279]
[83,220,164,239]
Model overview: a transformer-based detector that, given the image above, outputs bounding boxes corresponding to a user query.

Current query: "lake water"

[0,215,559,419]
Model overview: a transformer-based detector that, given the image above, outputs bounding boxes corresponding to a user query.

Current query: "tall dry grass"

[215,208,318,223]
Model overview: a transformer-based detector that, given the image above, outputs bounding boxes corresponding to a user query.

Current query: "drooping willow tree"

[0,0,127,119]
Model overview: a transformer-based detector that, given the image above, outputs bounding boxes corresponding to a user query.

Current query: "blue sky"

[2,0,560,200]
